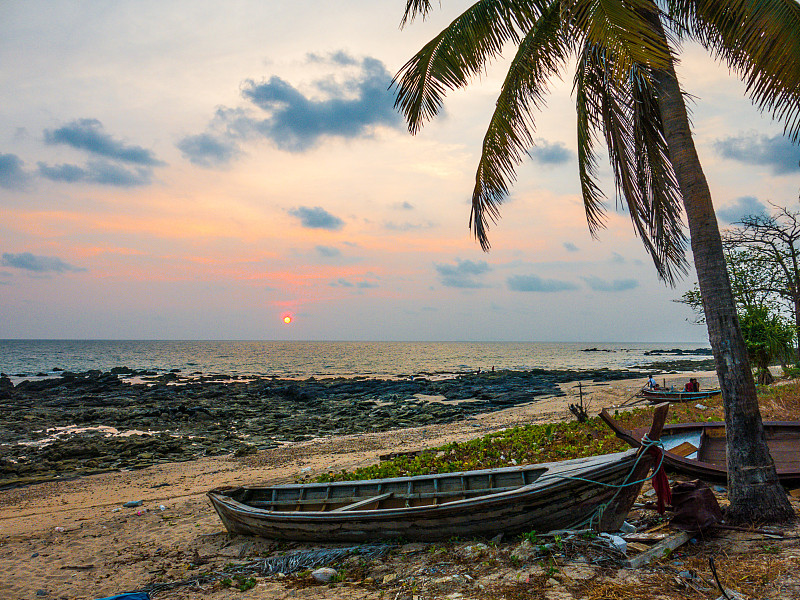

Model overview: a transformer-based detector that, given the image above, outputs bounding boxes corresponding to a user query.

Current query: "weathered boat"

[638,388,721,403]
[600,408,800,484]
[208,406,669,542]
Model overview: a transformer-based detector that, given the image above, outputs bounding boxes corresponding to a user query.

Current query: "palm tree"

[392,0,800,523]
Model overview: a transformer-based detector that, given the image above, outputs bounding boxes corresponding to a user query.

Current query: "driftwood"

[624,531,693,568]
[568,381,590,422]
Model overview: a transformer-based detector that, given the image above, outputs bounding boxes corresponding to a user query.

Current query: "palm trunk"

[650,19,793,524]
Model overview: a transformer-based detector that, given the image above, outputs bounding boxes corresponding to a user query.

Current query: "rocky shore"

[0,366,657,488]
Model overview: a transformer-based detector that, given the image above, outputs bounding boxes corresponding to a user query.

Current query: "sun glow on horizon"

[282,314,293,325]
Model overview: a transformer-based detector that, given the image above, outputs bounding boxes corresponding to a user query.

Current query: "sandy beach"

[3,371,798,600]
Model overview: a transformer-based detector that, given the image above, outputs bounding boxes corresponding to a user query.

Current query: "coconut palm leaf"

[401,0,552,26]
[562,0,672,78]
[574,44,609,238]
[576,43,687,282]
[469,2,570,249]
[393,1,543,133]
[401,0,437,26]
[666,0,800,141]
[628,64,688,282]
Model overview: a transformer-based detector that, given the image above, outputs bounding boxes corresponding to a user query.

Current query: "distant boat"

[208,406,670,542]
[638,388,721,403]
[600,409,800,484]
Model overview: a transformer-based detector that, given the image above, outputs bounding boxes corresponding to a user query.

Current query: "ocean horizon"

[0,339,712,381]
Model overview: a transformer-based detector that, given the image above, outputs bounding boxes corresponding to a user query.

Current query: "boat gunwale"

[210,449,638,495]
[208,449,642,519]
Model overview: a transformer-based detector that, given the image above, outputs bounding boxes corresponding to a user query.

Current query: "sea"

[0,340,712,381]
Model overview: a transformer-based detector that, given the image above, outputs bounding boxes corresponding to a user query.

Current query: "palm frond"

[629,64,689,282]
[665,0,800,142]
[574,44,608,237]
[575,42,688,283]
[401,0,437,27]
[470,2,570,250]
[393,1,542,134]
[563,0,672,80]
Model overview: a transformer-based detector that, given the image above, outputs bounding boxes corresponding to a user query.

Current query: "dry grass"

[759,380,800,420]
[674,547,800,599]
[568,578,678,600]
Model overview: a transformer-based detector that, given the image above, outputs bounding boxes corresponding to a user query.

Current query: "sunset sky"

[1,1,798,342]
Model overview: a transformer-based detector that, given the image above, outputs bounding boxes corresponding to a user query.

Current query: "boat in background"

[208,406,670,542]
[600,409,800,484]
[638,388,721,403]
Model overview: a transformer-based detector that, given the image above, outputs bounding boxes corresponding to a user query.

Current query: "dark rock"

[110,366,134,375]
[0,365,663,487]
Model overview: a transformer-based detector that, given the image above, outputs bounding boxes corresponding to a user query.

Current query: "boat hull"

[208,451,651,542]
[639,389,721,403]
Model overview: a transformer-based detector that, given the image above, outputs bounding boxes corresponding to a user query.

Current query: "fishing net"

[139,543,391,595]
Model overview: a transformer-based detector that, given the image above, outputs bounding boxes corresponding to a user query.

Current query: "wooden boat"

[638,388,721,403]
[208,405,669,542]
[600,408,800,484]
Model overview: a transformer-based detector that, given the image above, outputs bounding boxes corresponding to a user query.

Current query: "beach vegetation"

[315,394,730,482]
[739,305,796,384]
[392,0,800,524]
[315,417,627,481]
[219,574,257,591]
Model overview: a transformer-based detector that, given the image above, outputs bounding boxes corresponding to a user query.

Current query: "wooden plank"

[622,532,669,542]
[671,441,698,457]
[331,492,394,512]
[624,531,692,569]
[320,486,332,511]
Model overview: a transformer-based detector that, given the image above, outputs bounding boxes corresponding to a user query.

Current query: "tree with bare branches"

[725,201,800,362]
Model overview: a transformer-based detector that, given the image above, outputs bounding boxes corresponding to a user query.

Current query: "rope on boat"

[543,436,667,531]
[138,543,391,596]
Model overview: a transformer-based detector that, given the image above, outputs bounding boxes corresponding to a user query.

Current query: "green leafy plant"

[521,530,539,544]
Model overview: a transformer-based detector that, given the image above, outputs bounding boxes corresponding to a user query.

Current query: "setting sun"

[283,315,292,324]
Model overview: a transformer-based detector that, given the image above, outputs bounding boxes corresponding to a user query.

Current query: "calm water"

[0,340,711,380]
